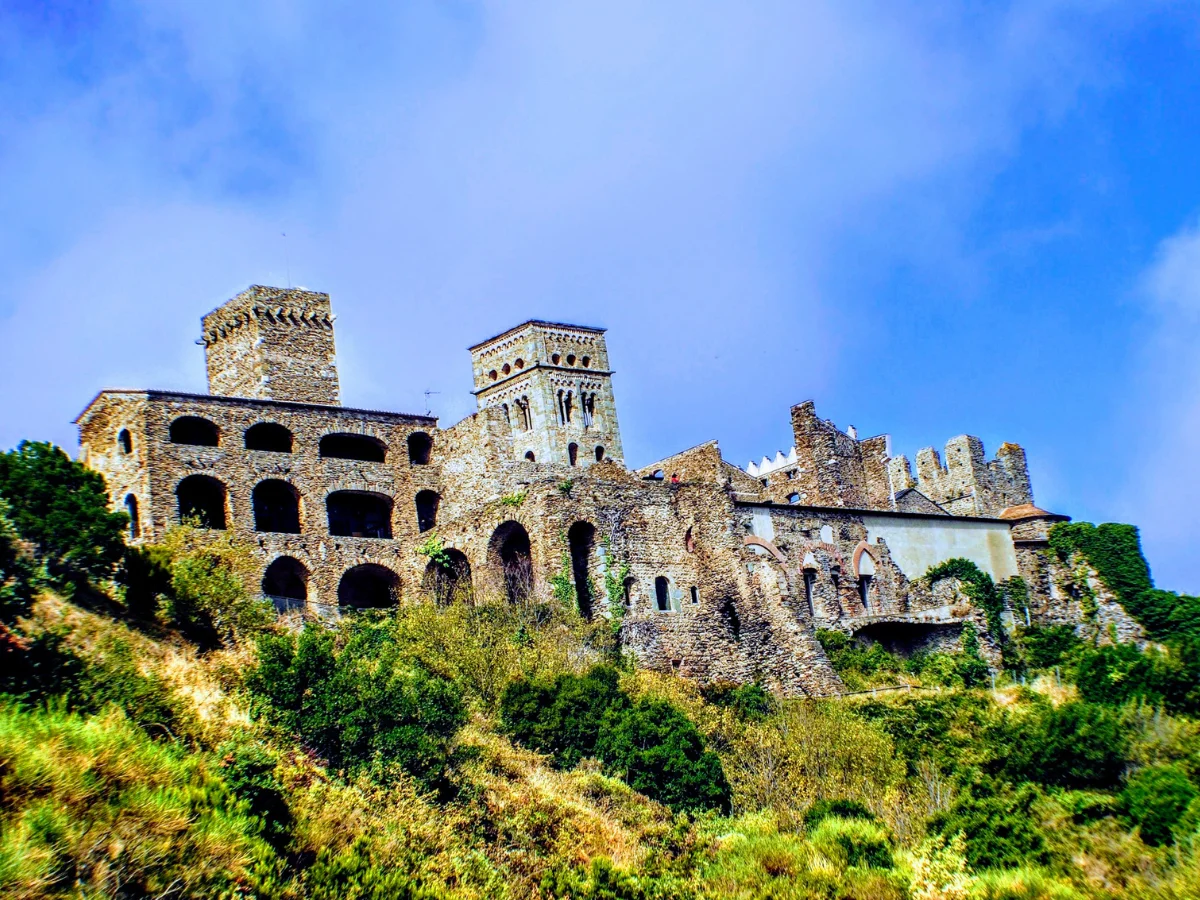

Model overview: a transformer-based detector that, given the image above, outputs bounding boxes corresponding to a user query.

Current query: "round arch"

[422,548,472,606]
[488,520,533,604]
[338,564,400,609]
[176,475,227,529]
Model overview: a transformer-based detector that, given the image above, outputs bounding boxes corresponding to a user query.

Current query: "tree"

[0,442,127,584]
[499,666,626,768]
[1122,765,1198,846]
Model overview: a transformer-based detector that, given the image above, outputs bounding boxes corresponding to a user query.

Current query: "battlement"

[201,285,340,405]
[889,436,1031,517]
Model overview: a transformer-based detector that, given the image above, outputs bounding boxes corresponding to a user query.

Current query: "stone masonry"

[77,286,1110,696]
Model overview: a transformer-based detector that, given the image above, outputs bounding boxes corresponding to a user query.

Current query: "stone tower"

[470,320,624,467]
[201,285,340,405]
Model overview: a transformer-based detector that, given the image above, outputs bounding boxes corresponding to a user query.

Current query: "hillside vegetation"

[4,441,1200,898]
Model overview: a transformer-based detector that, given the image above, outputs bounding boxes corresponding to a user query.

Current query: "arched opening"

[245,423,293,453]
[176,475,227,529]
[124,494,140,539]
[118,429,133,455]
[407,432,433,465]
[253,480,301,534]
[594,445,605,462]
[684,527,695,553]
[568,442,579,467]
[857,552,876,613]
[326,491,392,539]
[690,586,699,604]
[787,493,800,504]
[719,597,742,640]
[338,564,399,609]
[319,433,386,463]
[623,576,637,607]
[169,416,219,447]
[525,451,536,462]
[423,549,472,606]
[567,522,596,619]
[489,521,533,604]
[655,576,671,612]
[262,557,308,607]
[414,490,439,533]
[803,570,817,617]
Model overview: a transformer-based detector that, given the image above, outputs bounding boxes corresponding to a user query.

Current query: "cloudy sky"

[1,1,1197,591]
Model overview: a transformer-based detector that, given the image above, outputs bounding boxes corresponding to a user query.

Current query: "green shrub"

[969,867,1084,900]
[699,680,775,720]
[803,798,876,830]
[118,544,174,622]
[303,837,429,899]
[930,776,1048,870]
[597,697,731,814]
[926,558,1006,639]
[540,856,646,900]
[1018,626,1081,670]
[217,740,293,849]
[1005,701,1127,789]
[500,666,627,768]
[0,441,128,585]
[816,629,903,679]
[808,816,893,869]
[0,501,37,624]
[248,621,467,786]
[1121,764,1197,846]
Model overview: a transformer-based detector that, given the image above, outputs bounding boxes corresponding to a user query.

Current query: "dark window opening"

[169,416,219,447]
[568,521,595,620]
[515,397,531,431]
[253,480,301,534]
[491,521,533,604]
[568,442,579,466]
[263,556,308,605]
[685,527,695,553]
[859,576,872,612]
[338,564,399,609]
[525,451,536,462]
[720,598,742,639]
[118,429,133,455]
[804,570,817,617]
[582,393,596,428]
[245,423,293,453]
[655,576,671,612]
[690,586,699,604]
[407,432,433,465]
[623,576,636,607]
[326,491,392,538]
[594,445,605,462]
[319,433,386,462]
[125,494,140,539]
[788,493,800,504]
[415,490,439,533]
[423,549,472,606]
[176,475,226,529]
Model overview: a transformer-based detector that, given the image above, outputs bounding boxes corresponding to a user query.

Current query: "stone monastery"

[76,285,1136,696]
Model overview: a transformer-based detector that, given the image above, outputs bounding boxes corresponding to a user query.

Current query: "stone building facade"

[76,285,1126,696]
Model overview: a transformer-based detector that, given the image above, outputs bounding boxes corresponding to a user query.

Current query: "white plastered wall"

[861,515,1018,582]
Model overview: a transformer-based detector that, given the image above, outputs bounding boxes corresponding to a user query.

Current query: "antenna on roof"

[424,390,440,417]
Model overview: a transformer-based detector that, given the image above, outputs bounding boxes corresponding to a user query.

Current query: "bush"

[217,740,293,849]
[1005,701,1127,789]
[0,501,37,624]
[500,666,627,768]
[1121,764,1197,846]
[803,798,876,830]
[1018,626,1081,670]
[597,697,731,814]
[0,441,127,584]
[930,776,1048,870]
[699,680,775,720]
[808,816,893,869]
[248,621,467,785]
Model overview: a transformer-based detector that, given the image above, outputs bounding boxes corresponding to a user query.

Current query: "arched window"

[253,480,301,533]
[568,443,579,467]
[685,527,695,553]
[319,433,386,462]
[169,416,219,447]
[623,576,637,607]
[655,576,671,612]
[568,521,595,620]
[415,490,439,533]
[118,429,133,455]
[245,423,293,453]
[407,432,433,465]
[326,491,392,538]
[338,564,399,608]
[595,445,605,462]
[802,552,819,618]
[690,586,699,605]
[857,552,876,612]
[124,494,140,539]
[720,597,742,639]
[423,549,472,606]
[176,475,226,529]
[262,557,308,607]
[524,451,536,462]
[489,521,533,604]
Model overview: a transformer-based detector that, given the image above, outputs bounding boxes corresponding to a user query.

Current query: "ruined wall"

[201,286,340,405]
[892,436,1032,517]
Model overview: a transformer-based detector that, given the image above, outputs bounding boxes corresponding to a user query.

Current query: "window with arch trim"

[118,429,133,455]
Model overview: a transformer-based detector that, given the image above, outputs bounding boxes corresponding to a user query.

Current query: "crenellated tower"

[469,320,624,467]
[201,285,340,405]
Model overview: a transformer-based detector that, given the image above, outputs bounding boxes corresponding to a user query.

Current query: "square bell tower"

[469,320,624,467]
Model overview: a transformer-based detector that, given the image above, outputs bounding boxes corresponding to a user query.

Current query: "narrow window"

[124,494,140,539]
[564,391,574,423]
[407,432,433,465]
[118,429,133,455]
[525,450,536,462]
[859,576,872,612]
[568,442,579,466]
[831,566,840,596]
[689,586,699,605]
[803,570,817,616]
[655,576,671,612]
[502,403,511,424]
[788,493,800,504]
[415,490,439,533]
[594,445,605,462]
[623,576,636,607]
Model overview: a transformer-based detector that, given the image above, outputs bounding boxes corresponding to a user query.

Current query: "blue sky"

[1,1,1198,592]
